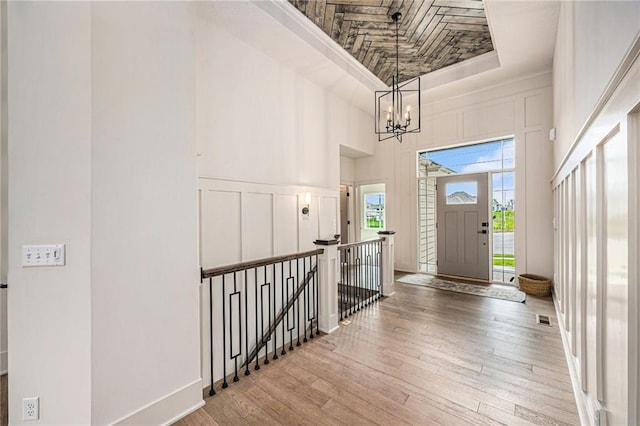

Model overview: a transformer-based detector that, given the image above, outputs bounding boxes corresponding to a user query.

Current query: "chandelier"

[375,12,421,143]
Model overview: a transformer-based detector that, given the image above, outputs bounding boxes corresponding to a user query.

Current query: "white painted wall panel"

[299,195,320,252]
[319,196,338,240]
[525,94,543,127]
[244,193,274,260]
[524,130,554,278]
[462,101,515,140]
[553,1,640,169]
[552,4,640,424]
[585,154,598,403]
[603,133,628,426]
[195,6,367,191]
[425,112,458,145]
[274,194,298,256]
[340,156,355,183]
[201,191,242,268]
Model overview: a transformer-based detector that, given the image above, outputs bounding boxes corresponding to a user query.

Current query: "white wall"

[340,156,355,184]
[553,1,640,169]
[8,2,203,425]
[0,0,7,376]
[356,73,555,276]
[90,3,202,425]
[551,3,640,425]
[8,3,93,424]
[195,3,369,390]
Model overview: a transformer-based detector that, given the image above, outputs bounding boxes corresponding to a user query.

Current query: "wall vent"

[536,314,552,326]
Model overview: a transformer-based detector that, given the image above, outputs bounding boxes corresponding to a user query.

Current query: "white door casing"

[436,173,490,281]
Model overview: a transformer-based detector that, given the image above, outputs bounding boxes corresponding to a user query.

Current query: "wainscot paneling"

[198,177,339,389]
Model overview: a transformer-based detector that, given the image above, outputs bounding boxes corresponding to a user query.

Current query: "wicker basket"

[517,274,551,297]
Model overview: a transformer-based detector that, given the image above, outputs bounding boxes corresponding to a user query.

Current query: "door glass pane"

[445,182,477,205]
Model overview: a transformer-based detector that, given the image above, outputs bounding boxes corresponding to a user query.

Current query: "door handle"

[0,283,6,289]
[477,230,487,234]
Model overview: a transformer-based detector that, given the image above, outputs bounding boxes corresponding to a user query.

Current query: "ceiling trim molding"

[254,0,387,91]
[422,69,552,109]
[420,50,500,92]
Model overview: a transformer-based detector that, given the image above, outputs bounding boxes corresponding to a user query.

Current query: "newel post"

[314,238,340,334]
[378,231,396,296]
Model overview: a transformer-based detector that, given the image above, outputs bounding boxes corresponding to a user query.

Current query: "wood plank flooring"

[180,279,579,425]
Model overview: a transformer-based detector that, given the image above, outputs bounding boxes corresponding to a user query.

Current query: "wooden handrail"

[201,249,324,280]
[338,237,385,250]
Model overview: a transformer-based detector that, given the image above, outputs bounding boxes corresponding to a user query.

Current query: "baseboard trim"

[552,291,591,426]
[113,378,203,426]
[321,325,340,334]
[0,350,6,375]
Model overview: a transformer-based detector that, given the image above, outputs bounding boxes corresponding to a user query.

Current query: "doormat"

[396,274,526,303]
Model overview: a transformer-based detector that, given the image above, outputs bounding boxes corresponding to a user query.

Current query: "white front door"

[436,173,490,281]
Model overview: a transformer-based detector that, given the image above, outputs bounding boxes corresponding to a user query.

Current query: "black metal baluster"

[232,273,240,383]
[363,244,367,307]
[263,265,270,365]
[346,248,354,316]
[288,260,294,351]
[221,275,228,389]
[315,254,320,335]
[379,240,383,299]
[273,262,278,360]
[244,270,250,376]
[367,243,372,305]
[281,262,286,356]
[360,244,364,308]
[296,258,301,347]
[208,277,215,396]
[364,244,368,308]
[373,242,380,300]
[339,249,347,321]
[254,268,260,370]
[309,255,315,339]
[356,245,362,312]
[303,256,308,343]
[364,243,369,306]
[338,249,342,320]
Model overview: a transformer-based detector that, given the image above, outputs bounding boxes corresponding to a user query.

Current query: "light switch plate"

[22,244,65,267]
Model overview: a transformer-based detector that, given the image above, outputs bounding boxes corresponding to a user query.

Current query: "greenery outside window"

[364,193,385,229]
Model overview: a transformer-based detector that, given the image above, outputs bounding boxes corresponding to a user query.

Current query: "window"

[364,193,385,229]
[445,182,477,205]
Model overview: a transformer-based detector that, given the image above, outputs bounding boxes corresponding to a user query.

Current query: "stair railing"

[201,248,323,396]
[338,238,384,320]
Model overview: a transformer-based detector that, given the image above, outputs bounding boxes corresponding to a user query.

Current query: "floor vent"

[536,314,551,326]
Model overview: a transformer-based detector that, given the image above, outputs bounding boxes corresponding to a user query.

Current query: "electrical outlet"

[23,397,39,421]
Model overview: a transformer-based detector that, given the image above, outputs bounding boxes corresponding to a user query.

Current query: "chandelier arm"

[374,11,420,143]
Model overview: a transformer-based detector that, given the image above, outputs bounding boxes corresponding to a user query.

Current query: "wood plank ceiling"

[288,0,494,86]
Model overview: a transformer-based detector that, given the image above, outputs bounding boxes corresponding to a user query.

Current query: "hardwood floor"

[178,278,579,425]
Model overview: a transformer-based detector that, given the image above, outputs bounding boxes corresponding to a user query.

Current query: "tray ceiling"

[288,0,495,86]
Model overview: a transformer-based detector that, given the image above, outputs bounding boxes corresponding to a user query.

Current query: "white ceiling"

[204,0,560,115]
